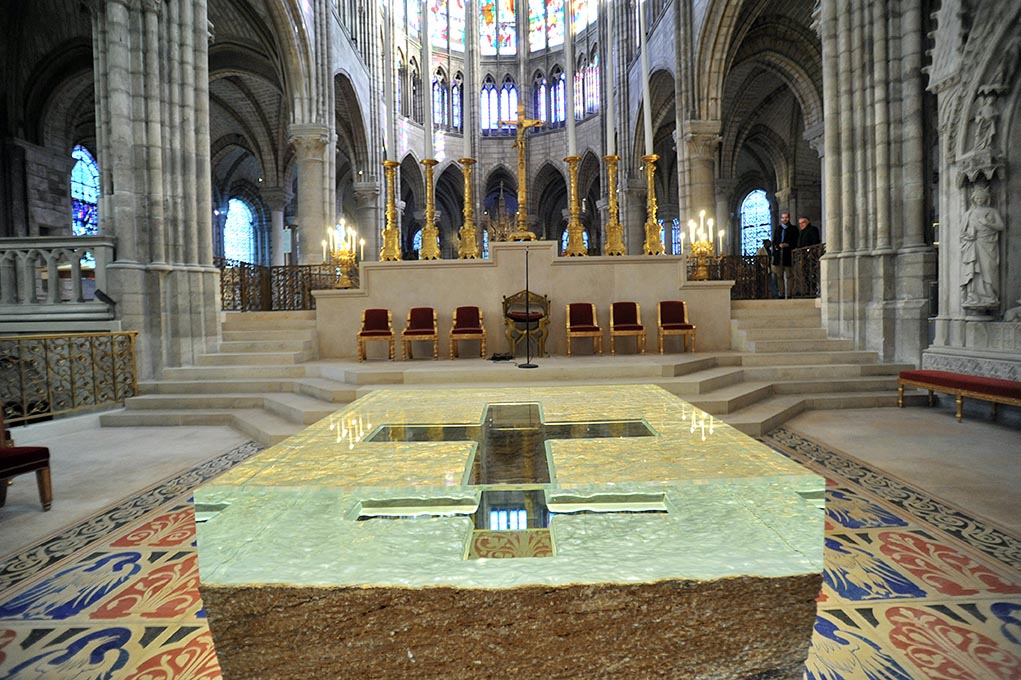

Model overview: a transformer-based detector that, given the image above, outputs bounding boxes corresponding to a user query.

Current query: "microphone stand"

[519,244,537,369]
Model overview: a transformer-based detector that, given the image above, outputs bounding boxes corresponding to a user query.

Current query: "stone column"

[625,179,646,255]
[715,179,736,255]
[353,181,381,262]
[262,188,292,266]
[682,121,721,219]
[290,125,331,264]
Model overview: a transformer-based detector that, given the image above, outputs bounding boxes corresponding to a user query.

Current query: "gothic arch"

[436,164,465,258]
[532,163,567,239]
[26,40,93,148]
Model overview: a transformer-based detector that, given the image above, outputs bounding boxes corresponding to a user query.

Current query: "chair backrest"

[453,306,482,329]
[407,307,436,330]
[567,303,595,328]
[0,403,10,446]
[503,289,550,317]
[611,301,640,327]
[659,300,688,325]
[362,308,391,332]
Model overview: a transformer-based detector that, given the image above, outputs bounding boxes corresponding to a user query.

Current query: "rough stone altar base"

[196,385,824,678]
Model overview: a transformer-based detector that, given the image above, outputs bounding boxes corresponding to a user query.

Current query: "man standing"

[797,216,821,247]
[772,212,798,298]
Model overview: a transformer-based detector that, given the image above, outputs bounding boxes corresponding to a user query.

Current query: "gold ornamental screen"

[0,331,138,425]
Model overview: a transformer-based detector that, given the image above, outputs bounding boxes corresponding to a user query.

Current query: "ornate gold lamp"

[420,158,441,259]
[563,155,586,256]
[603,155,626,256]
[642,154,665,255]
[458,157,480,259]
[324,219,362,288]
[380,159,402,261]
[686,211,715,281]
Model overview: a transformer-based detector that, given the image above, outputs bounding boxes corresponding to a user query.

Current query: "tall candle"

[564,1,578,156]
[422,0,434,159]
[462,0,473,159]
[604,2,616,156]
[637,0,654,156]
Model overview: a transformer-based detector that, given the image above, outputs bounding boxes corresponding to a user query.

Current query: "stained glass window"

[397,53,407,117]
[224,198,255,263]
[546,0,564,48]
[573,63,584,119]
[740,189,772,256]
[481,0,516,56]
[500,76,517,131]
[433,71,448,127]
[449,0,465,50]
[452,76,463,130]
[550,68,565,124]
[498,0,516,54]
[571,0,589,33]
[411,62,422,122]
[585,51,600,112]
[430,0,448,46]
[394,0,405,31]
[408,0,421,38]
[481,77,499,131]
[482,229,490,259]
[413,228,423,256]
[533,72,548,123]
[528,0,545,51]
[71,144,99,237]
[480,0,498,54]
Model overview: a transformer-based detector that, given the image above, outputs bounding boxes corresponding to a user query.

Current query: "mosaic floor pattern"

[0,433,1018,679]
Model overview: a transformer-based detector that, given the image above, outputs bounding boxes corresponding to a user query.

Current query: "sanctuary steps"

[100,304,927,444]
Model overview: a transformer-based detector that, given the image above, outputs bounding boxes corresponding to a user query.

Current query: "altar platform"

[196,384,824,679]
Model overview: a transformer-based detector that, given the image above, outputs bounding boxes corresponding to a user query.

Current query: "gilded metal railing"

[216,258,352,311]
[0,331,138,425]
[687,244,825,299]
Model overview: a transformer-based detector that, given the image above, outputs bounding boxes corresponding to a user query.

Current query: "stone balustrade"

[0,237,115,322]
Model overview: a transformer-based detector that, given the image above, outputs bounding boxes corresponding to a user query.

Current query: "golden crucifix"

[500,102,543,240]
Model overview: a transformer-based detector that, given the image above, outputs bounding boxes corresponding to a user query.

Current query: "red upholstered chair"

[565,303,603,356]
[609,301,646,355]
[0,404,53,511]
[449,306,487,359]
[657,300,696,353]
[357,308,394,362]
[402,307,439,360]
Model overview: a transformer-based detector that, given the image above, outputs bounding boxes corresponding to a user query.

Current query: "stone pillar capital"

[803,123,824,157]
[714,178,738,198]
[140,0,162,14]
[682,120,722,159]
[289,125,331,158]
[260,187,293,212]
[353,180,381,207]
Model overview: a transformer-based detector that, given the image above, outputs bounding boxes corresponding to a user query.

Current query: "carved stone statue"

[1004,300,1021,322]
[961,184,1005,310]
[972,96,998,150]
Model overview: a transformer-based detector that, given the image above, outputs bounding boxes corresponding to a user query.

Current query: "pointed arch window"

[573,56,585,120]
[481,76,499,132]
[500,76,518,132]
[223,198,256,264]
[586,50,600,113]
[71,144,100,237]
[533,72,548,124]
[550,67,566,125]
[452,73,463,131]
[411,61,422,123]
[433,69,449,128]
[740,189,772,256]
[397,52,408,117]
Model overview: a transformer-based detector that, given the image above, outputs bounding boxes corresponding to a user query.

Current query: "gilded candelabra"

[642,154,665,255]
[564,155,586,256]
[380,160,401,261]
[458,158,480,259]
[324,221,361,288]
[420,158,441,260]
[603,155,626,256]
[689,239,713,281]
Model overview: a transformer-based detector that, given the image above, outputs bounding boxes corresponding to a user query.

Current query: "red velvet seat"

[402,307,439,360]
[610,302,646,355]
[566,303,603,356]
[502,290,550,357]
[357,308,394,361]
[449,306,487,359]
[898,369,1021,422]
[657,300,696,353]
[1,404,52,511]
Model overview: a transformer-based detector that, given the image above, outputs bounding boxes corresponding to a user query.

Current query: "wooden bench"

[897,369,1021,422]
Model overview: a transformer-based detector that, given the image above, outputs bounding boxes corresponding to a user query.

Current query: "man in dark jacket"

[797,216,821,247]
[772,212,798,298]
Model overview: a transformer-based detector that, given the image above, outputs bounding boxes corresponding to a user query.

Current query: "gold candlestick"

[563,155,586,256]
[689,239,713,281]
[603,155,625,256]
[380,160,402,261]
[419,158,441,260]
[458,158,480,259]
[642,154,665,255]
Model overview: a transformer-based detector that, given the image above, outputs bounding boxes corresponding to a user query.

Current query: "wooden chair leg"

[358,339,365,362]
[955,395,963,422]
[567,336,572,357]
[36,467,52,511]
[433,339,438,360]
[897,384,904,407]
[481,336,486,358]
[691,333,695,352]
[610,335,616,355]
[640,332,647,354]
[388,339,395,361]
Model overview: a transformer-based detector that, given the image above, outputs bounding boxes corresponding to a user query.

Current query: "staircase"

[100,301,925,444]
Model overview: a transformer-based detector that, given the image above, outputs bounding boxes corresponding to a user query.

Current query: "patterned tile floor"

[0,433,1018,679]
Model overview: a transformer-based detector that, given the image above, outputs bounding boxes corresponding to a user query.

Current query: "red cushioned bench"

[897,369,1021,422]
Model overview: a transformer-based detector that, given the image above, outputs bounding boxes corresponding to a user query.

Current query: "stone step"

[139,379,296,395]
[740,363,895,382]
[196,351,311,366]
[262,393,338,425]
[662,356,727,377]
[295,377,360,403]
[772,376,901,394]
[687,382,774,415]
[229,409,303,446]
[100,408,237,428]
[218,339,316,353]
[802,390,927,411]
[731,299,819,310]
[655,367,746,396]
[720,396,807,437]
[221,319,317,332]
[736,327,830,341]
[745,338,856,353]
[729,316,824,330]
[221,330,317,342]
[222,310,317,323]
[731,306,821,320]
[124,394,266,410]
[161,365,308,380]
[738,351,878,367]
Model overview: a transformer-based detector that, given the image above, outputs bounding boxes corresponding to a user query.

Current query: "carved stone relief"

[959,183,1004,315]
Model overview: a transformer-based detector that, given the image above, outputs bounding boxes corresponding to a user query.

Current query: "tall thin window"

[573,57,585,120]
[550,67,566,124]
[586,51,600,113]
[740,189,772,256]
[397,52,407,117]
[223,198,255,263]
[449,0,465,50]
[412,228,423,257]
[560,227,588,254]
[481,76,499,131]
[452,74,463,131]
[533,72,548,123]
[433,69,449,128]
[430,0,448,47]
[411,62,422,122]
[70,144,99,237]
[408,0,421,38]
[480,0,516,56]
[500,76,518,131]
